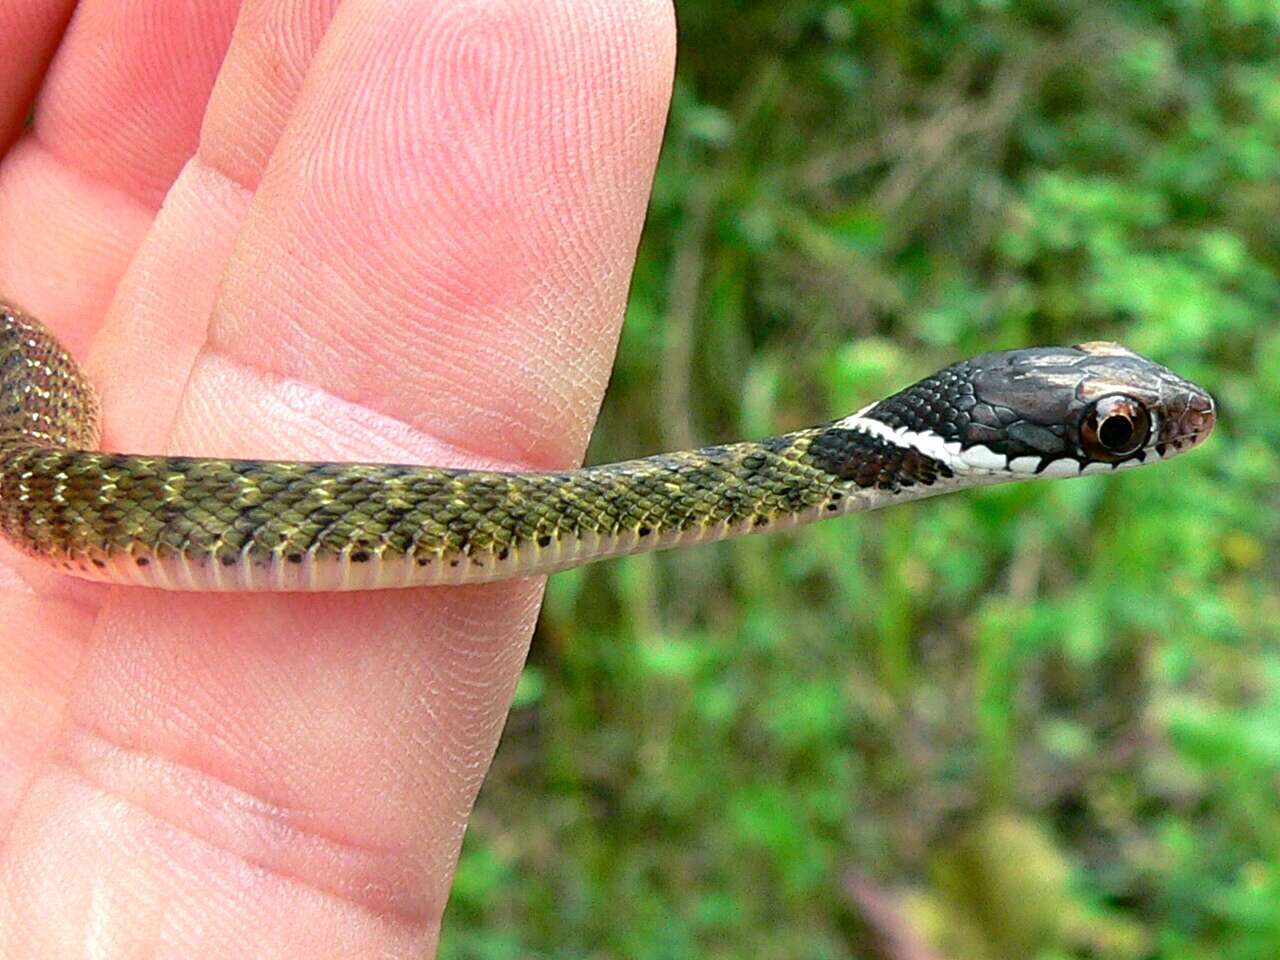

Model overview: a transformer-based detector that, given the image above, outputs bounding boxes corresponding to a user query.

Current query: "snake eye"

[1080,395,1151,460]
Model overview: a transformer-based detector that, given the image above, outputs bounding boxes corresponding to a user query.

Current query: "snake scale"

[0,300,1215,591]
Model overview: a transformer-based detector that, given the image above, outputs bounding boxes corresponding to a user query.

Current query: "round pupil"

[1098,414,1134,450]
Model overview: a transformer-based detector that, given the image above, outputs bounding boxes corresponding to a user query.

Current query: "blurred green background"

[441,1,1279,957]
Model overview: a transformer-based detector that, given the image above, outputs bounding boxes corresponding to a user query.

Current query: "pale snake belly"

[0,300,1215,591]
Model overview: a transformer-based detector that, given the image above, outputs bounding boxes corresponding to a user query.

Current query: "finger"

[200,0,343,191]
[34,0,241,206]
[0,1,74,152]
[202,0,675,469]
[0,146,147,360]
[88,0,341,450]
[29,0,675,951]
[0,0,240,358]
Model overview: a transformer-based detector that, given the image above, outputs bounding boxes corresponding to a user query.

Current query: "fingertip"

[204,0,677,469]
[197,0,343,191]
[0,1,75,153]
[33,0,240,207]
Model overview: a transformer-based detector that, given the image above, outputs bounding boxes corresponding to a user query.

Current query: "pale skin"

[0,1,676,955]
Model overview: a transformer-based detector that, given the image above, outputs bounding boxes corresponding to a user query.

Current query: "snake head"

[841,342,1215,479]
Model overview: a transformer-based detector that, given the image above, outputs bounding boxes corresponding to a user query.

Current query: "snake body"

[0,300,1215,591]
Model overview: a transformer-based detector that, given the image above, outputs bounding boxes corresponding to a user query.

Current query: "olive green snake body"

[0,300,1215,591]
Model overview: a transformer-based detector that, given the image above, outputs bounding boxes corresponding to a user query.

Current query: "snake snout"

[1157,389,1216,453]
[1190,392,1216,429]
[1181,392,1216,441]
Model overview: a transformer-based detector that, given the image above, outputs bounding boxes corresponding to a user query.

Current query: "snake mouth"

[1153,430,1212,459]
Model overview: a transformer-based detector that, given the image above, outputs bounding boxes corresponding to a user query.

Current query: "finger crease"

[47,720,438,930]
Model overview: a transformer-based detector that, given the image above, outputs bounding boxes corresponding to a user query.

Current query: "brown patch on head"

[1073,341,1140,358]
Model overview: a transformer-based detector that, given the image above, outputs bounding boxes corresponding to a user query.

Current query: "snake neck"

[564,424,960,543]
[496,427,964,576]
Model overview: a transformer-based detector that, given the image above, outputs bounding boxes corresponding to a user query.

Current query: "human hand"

[0,1,673,955]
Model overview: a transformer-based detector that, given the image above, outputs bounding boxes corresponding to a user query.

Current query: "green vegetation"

[442,2,1279,957]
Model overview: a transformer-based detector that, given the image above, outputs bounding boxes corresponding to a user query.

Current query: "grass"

[441,2,1280,957]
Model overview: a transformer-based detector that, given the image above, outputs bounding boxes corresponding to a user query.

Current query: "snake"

[0,299,1215,592]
